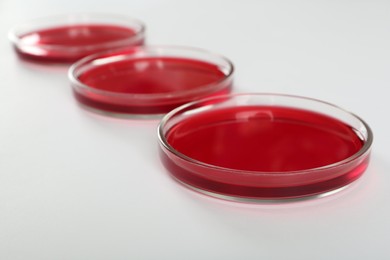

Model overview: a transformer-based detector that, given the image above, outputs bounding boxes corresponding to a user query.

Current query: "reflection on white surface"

[168,157,383,228]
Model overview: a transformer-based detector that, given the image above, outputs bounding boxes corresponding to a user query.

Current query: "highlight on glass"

[69,46,234,116]
[9,14,145,62]
[158,93,373,201]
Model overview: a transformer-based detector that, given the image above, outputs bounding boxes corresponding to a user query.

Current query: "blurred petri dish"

[69,46,234,116]
[9,14,145,62]
[158,93,373,201]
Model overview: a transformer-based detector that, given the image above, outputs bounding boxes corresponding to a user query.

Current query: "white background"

[1,0,390,259]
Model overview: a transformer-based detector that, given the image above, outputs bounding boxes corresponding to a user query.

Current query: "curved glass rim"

[158,93,373,176]
[8,13,146,52]
[68,45,234,100]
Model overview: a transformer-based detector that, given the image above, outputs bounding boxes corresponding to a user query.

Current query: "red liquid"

[161,106,370,199]
[16,24,143,62]
[74,57,231,114]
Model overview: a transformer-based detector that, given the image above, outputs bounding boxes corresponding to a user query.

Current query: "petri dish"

[69,46,234,116]
[9,14,145,62]
[158,93,373,201]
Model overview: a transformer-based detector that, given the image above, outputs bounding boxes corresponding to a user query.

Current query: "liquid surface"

[78,57,226,94]
[20,24,137,47]
[16,24,142,62]
[167,106,364,172]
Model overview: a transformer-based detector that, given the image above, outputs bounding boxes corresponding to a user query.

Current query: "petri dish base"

[158,94,373,200]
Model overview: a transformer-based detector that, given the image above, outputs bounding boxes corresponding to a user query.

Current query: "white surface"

[1,0,390,259]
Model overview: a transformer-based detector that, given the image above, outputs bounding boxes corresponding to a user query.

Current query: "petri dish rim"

[8,13,146,53]
[157,93,373,177]
[68,45,235,101]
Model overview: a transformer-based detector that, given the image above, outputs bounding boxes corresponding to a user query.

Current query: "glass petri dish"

[158,93,373,201]
[69,46,234,116]
[9,14,145,62]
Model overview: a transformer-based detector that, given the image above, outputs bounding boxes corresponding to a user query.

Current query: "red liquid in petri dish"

[73,56,232,114]
[16,24,143,62]
[160,105,371,200]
